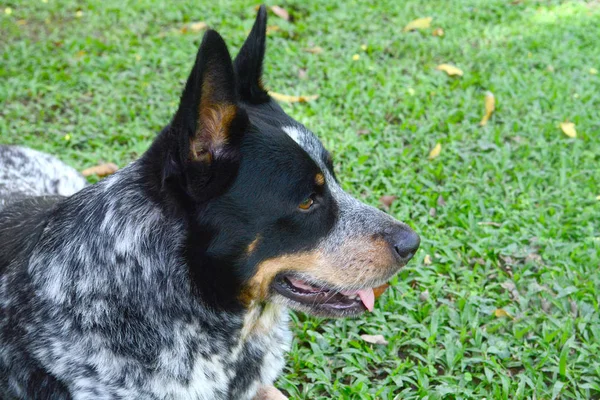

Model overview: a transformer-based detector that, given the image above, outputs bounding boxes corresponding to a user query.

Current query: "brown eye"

[298,196,315,211]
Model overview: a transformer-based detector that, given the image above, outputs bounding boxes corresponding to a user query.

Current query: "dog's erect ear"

[234,5,270,104]
[168,30,249,200]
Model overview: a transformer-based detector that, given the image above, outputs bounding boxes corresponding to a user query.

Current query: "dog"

[0,6,420,400]
[0,145,87,212]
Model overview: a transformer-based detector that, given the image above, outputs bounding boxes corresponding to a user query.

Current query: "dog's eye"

[298,195,315,211]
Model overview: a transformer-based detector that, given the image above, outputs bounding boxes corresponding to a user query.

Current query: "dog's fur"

[0,6,419,400]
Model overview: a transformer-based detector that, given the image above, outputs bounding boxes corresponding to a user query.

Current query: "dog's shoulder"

[0,196,63,276]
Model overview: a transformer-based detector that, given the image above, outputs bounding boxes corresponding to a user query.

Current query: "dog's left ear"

[234,5,270,104]
[166,30,249,201]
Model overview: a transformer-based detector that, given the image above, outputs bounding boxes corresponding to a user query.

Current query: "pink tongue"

[357,289,375,312]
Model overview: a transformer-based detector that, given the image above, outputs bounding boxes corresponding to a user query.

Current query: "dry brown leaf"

[479,91,495,126]
[493,308,513,319]
[190,21,207,32]
[379,195,398,209]
[373,283,390,299]
[436,64,463,76]
[360,334,389,345]
[478,221,501,227]
[560,121,576,138]
[269,92,318,103]
[266,25,280,35]
[428,143,442,159]
[17,19,27,26]
[303,46,323,54]
[437,195,446,207]
[423,254,432,265]
[81,163,119,177]
[180,21,208,34]
[432,27,444,37]
[357,129,370,136]
[270,5,290,21]
[403,17,432,32]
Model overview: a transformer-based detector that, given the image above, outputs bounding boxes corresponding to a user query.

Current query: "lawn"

[2,0,600,398]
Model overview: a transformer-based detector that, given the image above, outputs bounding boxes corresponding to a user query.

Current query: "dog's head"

[146,6,419,317]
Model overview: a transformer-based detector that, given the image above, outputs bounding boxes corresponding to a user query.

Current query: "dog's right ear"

[234,5,270,104]
[165,30,249,201]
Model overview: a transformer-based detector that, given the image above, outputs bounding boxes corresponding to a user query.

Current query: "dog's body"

[0,145,87,212]
[0,6,419,400]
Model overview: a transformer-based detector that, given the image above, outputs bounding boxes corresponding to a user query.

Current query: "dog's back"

[0,145,87,212]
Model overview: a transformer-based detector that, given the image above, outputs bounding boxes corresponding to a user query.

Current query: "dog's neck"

[29,161,243,323]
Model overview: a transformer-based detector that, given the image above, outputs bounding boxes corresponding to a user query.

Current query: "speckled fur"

[0,162,291,400]
[0,145,87,212]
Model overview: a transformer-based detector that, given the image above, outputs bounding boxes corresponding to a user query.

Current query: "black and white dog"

[0,6,419,400]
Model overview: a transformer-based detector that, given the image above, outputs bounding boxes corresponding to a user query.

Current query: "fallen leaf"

[403,17,432,32]
[541,298,551,313]
[17,19,27,25]
[419,290,430,302]
[436,64,463,76]
[270,5,290,21]
[423,254,432,265]
[266,25,280,35]
[75,50,86,58]
[478,221,501,227]
[569,300,578,317]
[303,46,323,54]
[373,283,390,298]
[189,21,207,32]
[379,195,397,209]
[428,207,436,217]
[501,281,520,301]
[268,92,318,103]
[298,68,308,79]
[432,27,444,37]
[357,129,370,136]
[479,91,495,126]
[428,143,442,159]
[436,195,446,207]
[494,308,513,319]
[81,163,119,177]
[560,121,576,138]
[360,334,389,345]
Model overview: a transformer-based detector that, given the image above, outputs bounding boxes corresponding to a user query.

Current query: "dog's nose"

[385,226,420,262]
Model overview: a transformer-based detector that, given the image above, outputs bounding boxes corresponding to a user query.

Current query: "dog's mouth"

[271,274,389,317]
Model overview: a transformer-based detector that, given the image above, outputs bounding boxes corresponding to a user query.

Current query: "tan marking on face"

[315,173,325,186]
[247,235,262,255]
[240,236,398,304]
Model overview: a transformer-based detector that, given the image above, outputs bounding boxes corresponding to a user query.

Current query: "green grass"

[2,0,600,398]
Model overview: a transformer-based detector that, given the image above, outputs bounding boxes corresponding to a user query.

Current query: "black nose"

[386,226,420,262]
